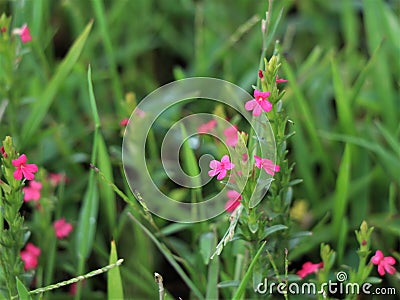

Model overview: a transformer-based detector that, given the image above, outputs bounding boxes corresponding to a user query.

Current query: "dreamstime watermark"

[255,271,397,296]
[122,77,277,223]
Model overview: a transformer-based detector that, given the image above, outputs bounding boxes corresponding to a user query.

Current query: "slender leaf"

[21,21,93,145]
[108,241,124,300]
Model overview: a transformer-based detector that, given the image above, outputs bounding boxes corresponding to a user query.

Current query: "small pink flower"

[276,76,288,83]
[23,180,42,202]
[198,120,217,134]
[120,118,129,126]
[1,27,6,33]
[371,250,396,276]
[245,90,272,116]
[225,190,242,212]
[135,108,146,118]
[12,154,38,180]
[0,146,7,158]
[254,155,280,176]
[12,24,32,43]
[258,70,264,79]
[53,218,73,239]
[296,262,323,279]
[20,243,41,270]
[208,155,235,180]
[242,153,248,162]
[49,173,67,186]
[223,126,238,147]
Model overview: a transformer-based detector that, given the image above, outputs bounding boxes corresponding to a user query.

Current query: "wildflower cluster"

[0,137,73,297]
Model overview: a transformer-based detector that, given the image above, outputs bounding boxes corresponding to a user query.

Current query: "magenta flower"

[23,180,42,202]
[49,173,67,186]
[223,126,238,147]
[245,90,272,116]
[12,154,38,180]
[0,146,7,158]
[276,76,288,83]
[254,155,280,176]
[208,155,235,180]
[296,262,323,279]
[20,243,41,270]
[225,190,242,212]
[119,118,129,126]
[12,24,32,43]
[198,120,217,134]
[53,218,73,239]
[371,250,396,276]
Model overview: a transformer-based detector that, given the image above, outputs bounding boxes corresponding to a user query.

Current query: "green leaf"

[205,233,219,300]
[128,213,204,300]
[199,232,214,265]
[21,21,93,145]
[108,241,124,300]
[16,277,32,300]
[261,225,288,240]
[332,144,351,242]
[232,241,266,300]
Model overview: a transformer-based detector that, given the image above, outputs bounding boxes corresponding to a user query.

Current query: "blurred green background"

[0,0,399,298]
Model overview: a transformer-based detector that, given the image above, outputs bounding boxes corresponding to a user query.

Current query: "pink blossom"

[0,146,7,158]
[296,262,323,279]
[135,108,146,118]
[254,155,280,176]
[119,118,129,126]
[258,70,264,79]
[276,76,288,83]
[53,218,73,239]
[225,190,242,212]
[371,250,396,276]
[223,126,238,147]
[198,120,217,134]
[23,180,42,202]
[12,24,32,43]
[49,173,67,186]
[12,154,38,180]
[1,27,6,33]
[20,243,41,270]
[208,155,235,180]
[245,90,272,116]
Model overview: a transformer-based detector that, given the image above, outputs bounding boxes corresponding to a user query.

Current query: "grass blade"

[232,241,266,300]
[127,213,205,300]
[21,21,93,146]
[16,278,32,300]
[107,241,124,300]
[332,143,351,263]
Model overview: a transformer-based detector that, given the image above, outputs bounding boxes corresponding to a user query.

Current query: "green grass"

[0,0,399,299]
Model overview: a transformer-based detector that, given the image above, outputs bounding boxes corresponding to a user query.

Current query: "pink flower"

[371,250,396,276]
[23,180,42,202]
[208,155,235,180]
[0,146,7,158]
[198,120,217,134]
[12,154,38,180]
[225,190,242,212]
[296,262,323,279]
[258,70,264,79]
[245,90,272,116]
[12,24,32,43]
[49,173,67,186]
[53,218,73,239]
[135,108,146,118]
[20,243,41,270]
[223,126,238,147]
[120,118,129,126]
[1,27,6,33]
[276,76,288,83]
[254,155,280,176]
